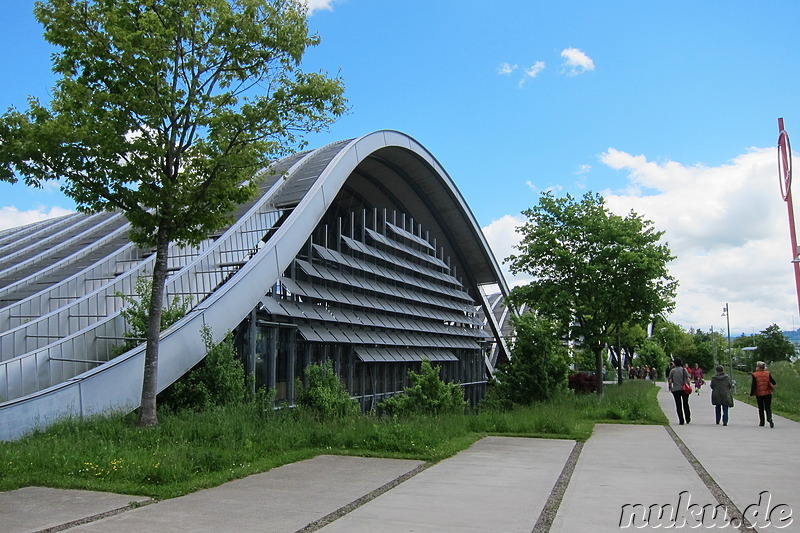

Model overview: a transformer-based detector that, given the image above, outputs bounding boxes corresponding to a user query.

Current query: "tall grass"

[0,380,664,499]
[732,360,800,422]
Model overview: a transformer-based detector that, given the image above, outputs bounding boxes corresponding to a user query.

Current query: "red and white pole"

[777,118,800,317]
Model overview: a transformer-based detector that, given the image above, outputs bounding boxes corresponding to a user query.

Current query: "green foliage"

[157,326,246,412]
[380,360,467,417]
[296,362,359,421]
[754,324,795,364]
[652,319,683,358]
[570,345,596,371]
[636,338,668,376]
[111,277,190,357]
[506,192,677,388]
[492,313,570,406]
[669,328,715,371]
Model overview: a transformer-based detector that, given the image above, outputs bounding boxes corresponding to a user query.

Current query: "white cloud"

[600,146,797,334]
[0,206,74,230]
[302,0,336,15]
[497,62,518,75]
[560,47,595,76]
[524,61,546,78]
[575,164,591,175]
[483,146,800,335]
[482,214,528,283]
[518,61,546,88]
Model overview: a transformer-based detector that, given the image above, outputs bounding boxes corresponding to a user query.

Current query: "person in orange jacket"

[750,361,777,428]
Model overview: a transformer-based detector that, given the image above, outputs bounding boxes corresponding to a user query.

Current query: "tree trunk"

[594,347,604,395]
[136,224,171,427]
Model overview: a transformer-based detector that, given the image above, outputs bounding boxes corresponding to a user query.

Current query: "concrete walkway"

[1,382,797,532]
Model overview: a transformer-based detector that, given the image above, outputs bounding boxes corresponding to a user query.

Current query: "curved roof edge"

[287,130,510,294]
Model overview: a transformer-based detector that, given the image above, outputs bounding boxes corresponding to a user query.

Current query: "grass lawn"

[0,380,665,500]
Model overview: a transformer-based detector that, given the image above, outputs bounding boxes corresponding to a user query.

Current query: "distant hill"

[785,329,800,344]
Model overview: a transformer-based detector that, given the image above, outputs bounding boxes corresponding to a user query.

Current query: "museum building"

[0,130,513,440]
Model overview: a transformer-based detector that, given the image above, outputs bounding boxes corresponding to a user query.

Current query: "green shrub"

[636,338,668,378]
[380,360,467,417]
[492,312,570,405]
[158,326,246,412]
[296,362,359,420]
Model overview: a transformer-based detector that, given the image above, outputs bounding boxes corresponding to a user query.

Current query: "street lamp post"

[723,303,732,377]
[711,325,717,367]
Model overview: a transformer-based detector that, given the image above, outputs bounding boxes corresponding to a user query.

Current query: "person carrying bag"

[668,358,692,425]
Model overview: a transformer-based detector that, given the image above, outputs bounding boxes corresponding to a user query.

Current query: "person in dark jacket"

[710,365,734,426]
[667,357,691,425]
[750,361,776,428]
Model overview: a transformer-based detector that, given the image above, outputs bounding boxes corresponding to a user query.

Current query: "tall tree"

[0,0,346,426]
[755,324,795,364]
[506,191,677,393]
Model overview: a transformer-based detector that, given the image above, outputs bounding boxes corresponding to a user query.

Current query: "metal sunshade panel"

[312,243,362,271]
[296,303,333,322]
[308,326,336,343]
[259,297,285,315]
[354,346,458,363]
[279,277,308,297]
[281,302,308,319]
[330,307,363,325]
[295,259,324,279]
[295,323,325,342]
[384,221,436,251]
[292,279,326,300]
[364,228,449,270]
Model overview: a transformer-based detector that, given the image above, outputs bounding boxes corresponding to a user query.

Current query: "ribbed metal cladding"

[261,201,487,367]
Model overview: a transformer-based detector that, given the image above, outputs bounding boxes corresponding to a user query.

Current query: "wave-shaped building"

[0,131,513,440]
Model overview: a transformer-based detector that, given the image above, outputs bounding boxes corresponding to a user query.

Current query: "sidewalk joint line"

[34,498,156,533]
[531,440,584,533]
[296,461,430,533]
[665,425,757,533]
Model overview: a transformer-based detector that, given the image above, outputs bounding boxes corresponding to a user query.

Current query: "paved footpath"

[1,382,797,532]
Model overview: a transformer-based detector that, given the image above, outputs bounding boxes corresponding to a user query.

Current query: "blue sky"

[2,0,800,336]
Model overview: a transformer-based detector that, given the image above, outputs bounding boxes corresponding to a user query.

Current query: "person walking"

[668,357,692,425]
[750,361,776,428]
[710,365,734,426]
[693,363,705,394]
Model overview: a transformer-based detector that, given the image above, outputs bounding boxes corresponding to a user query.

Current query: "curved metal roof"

[0,130,511,440]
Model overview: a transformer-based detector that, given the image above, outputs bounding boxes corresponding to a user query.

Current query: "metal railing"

[0,166,290,401]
